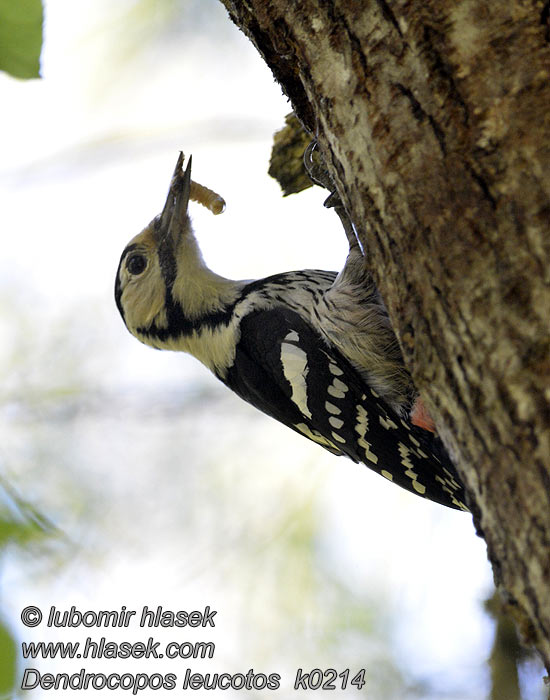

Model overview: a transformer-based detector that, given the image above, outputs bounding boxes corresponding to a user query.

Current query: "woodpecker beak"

[157,152,192,243]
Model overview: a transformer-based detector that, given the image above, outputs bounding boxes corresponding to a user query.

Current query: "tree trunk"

[219,0,550,673]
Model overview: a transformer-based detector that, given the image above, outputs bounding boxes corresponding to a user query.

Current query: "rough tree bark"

[219,0,550,673]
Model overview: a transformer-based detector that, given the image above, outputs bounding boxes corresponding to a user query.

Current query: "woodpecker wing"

[223,306,467,511]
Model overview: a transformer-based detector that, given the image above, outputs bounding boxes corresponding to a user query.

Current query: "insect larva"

[190,180,226,215]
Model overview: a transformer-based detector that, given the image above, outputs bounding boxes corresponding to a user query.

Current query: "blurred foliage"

[0,0,43,79]
[0,617,15,700]
[93,0,235,81]
[0,475,56,700]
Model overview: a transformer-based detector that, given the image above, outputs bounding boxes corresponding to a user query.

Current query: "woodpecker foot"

[303,141,361,253]
[303,141,343,209]
[410,397,436,433]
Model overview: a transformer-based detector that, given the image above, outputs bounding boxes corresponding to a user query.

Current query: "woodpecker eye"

[127,254,147,275]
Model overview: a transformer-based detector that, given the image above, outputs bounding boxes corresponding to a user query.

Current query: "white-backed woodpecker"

[115,153,467,511]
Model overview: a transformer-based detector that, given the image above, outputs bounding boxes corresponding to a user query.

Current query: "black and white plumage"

[115,153,467,511]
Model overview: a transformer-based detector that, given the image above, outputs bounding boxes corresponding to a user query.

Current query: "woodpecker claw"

[304,141,343,209]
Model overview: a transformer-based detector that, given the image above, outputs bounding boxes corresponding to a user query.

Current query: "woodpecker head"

[115,153,233,352]
[115,152,195,344]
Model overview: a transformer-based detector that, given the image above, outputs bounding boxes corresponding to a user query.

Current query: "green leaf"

[0,0,44,79]
[0,616,16,698]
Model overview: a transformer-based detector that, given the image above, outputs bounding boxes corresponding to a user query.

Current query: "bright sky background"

[2,1,538,698]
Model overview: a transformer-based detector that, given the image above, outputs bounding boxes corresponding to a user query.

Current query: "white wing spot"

[327,377,349,400]
[370,388,380,398]
[443,468,460,485]
[329,363,344,376]
[398,443,426,495]
[356,404,368,432]
[325,401,341,415]
[379,414,398,430]
[398,443,414,468]
[381,470,393,481]
[281,334,311,419]
[329,416,344,430]
[328,385,346,399]
[442,470,460,489]
[355,405,378,464]
[333,378,348,392]
[295,423,339,451]
[331,431,347,444]
[285,331,299,342]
